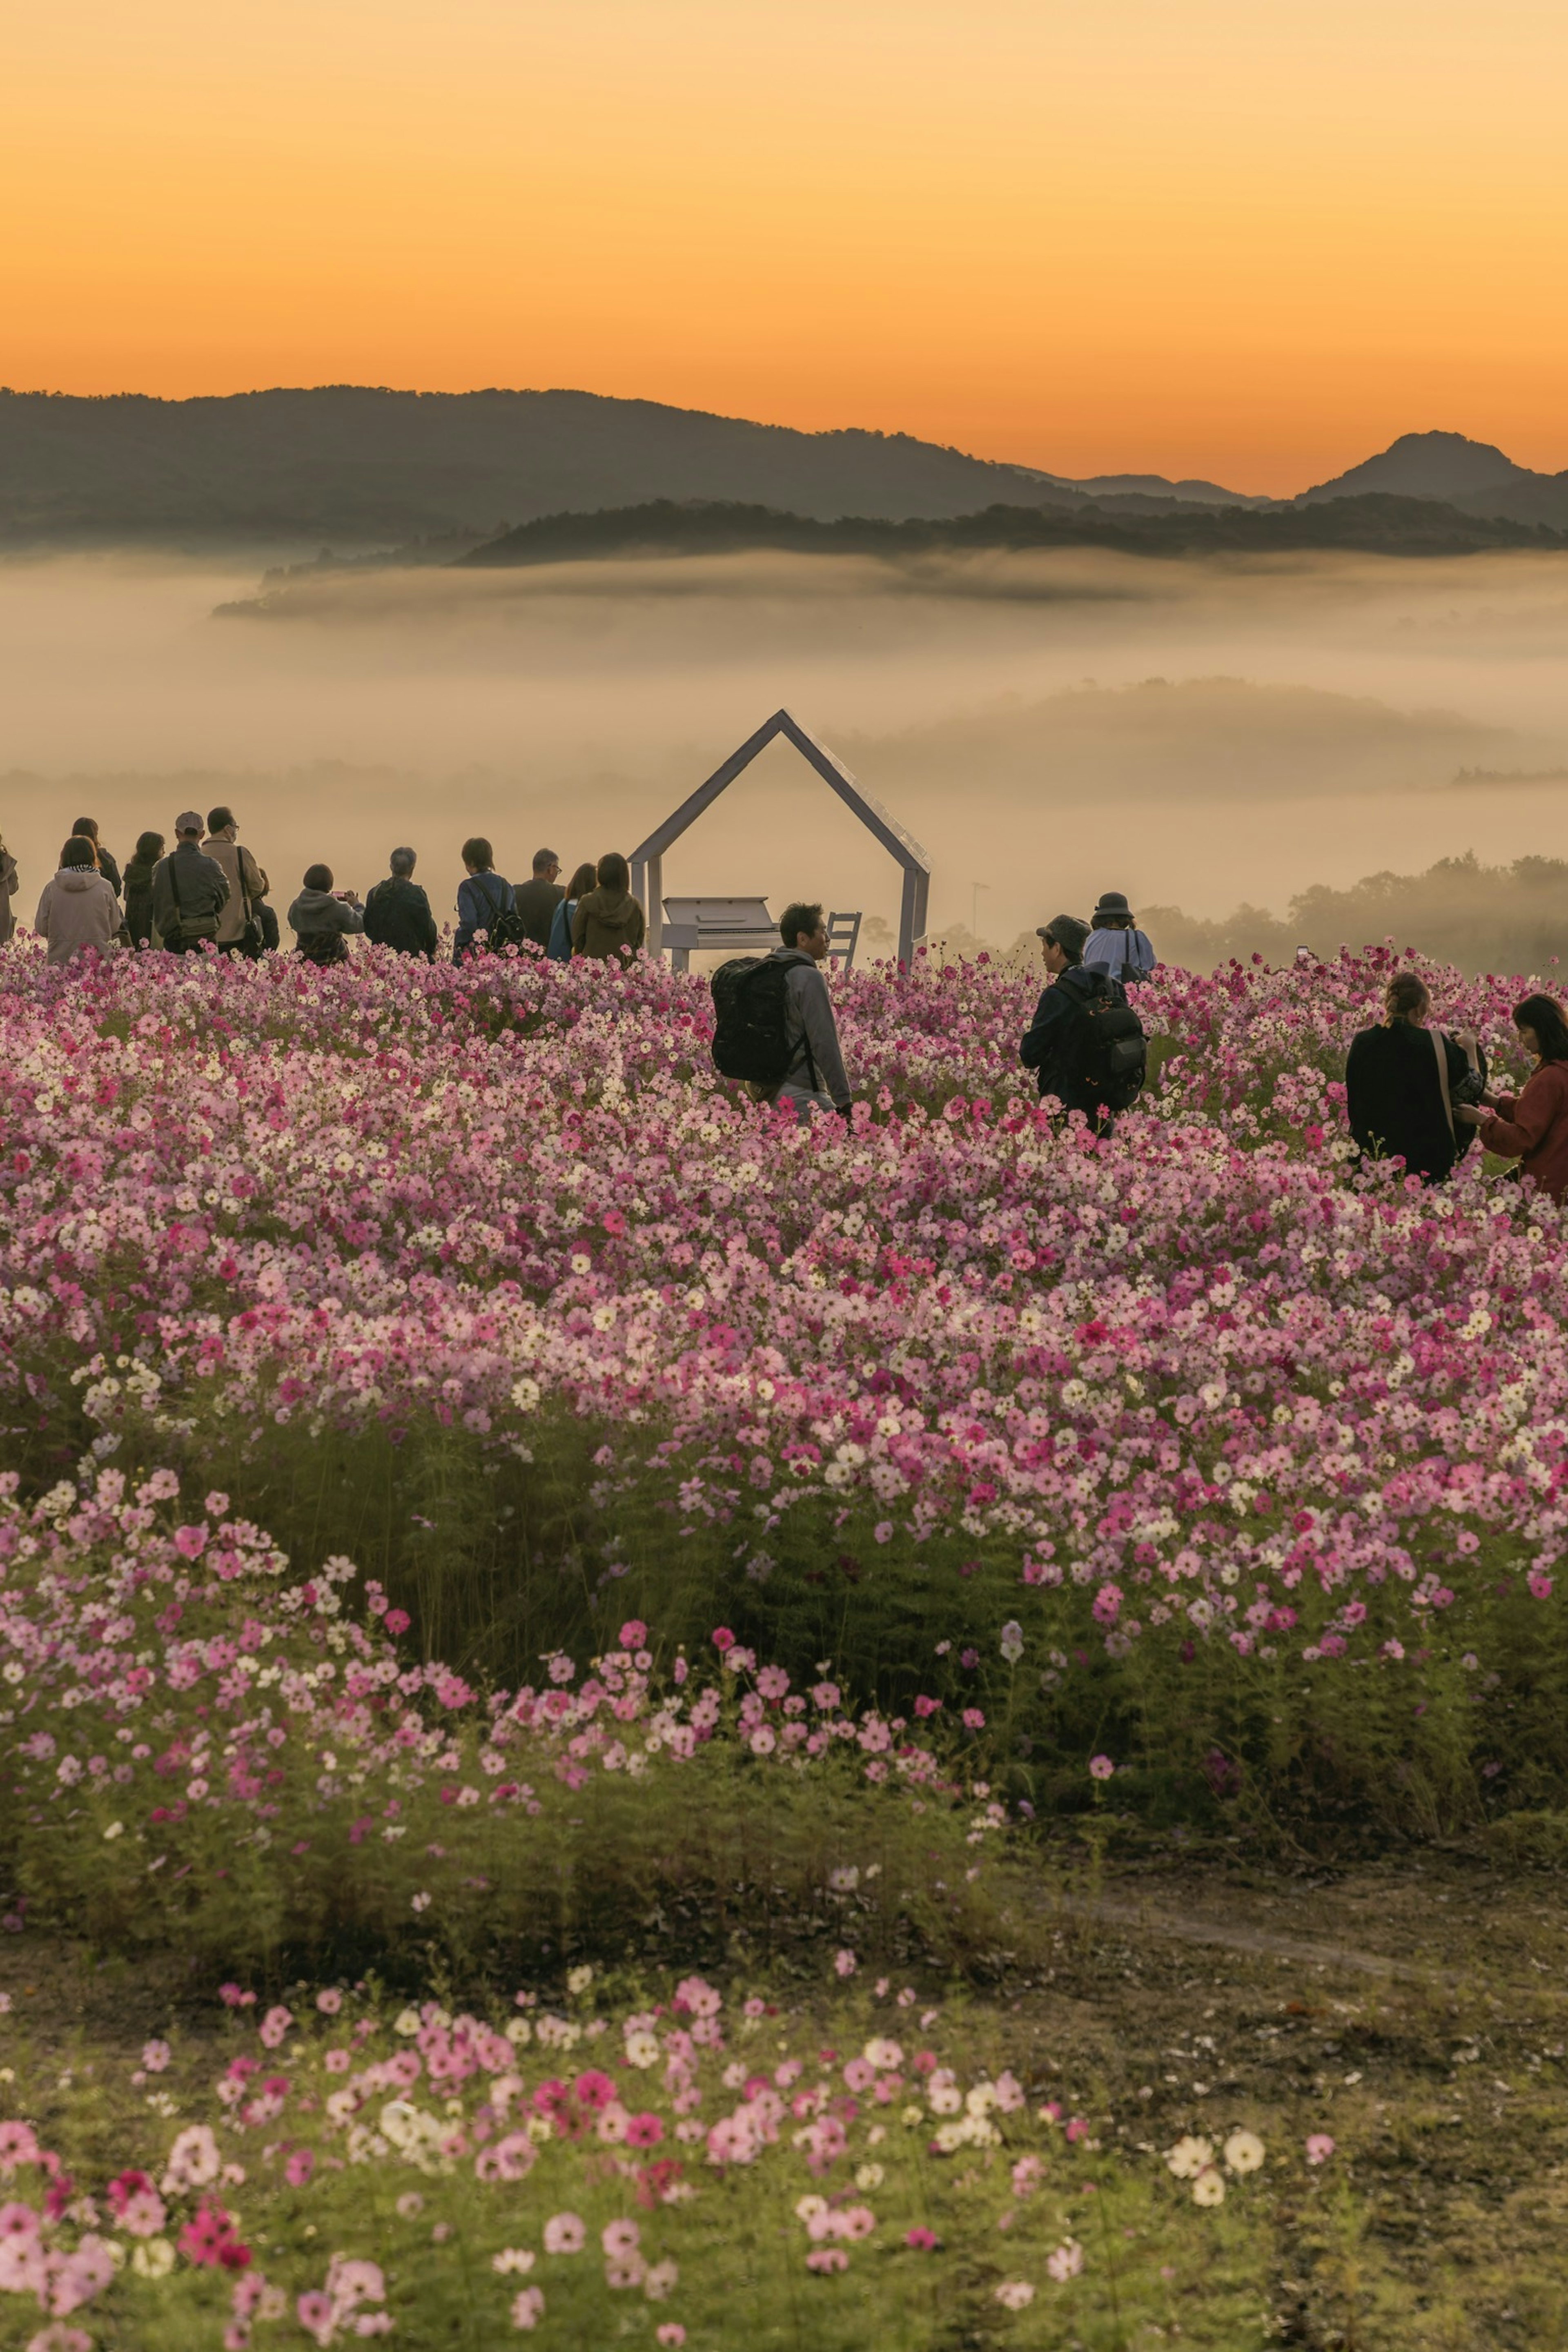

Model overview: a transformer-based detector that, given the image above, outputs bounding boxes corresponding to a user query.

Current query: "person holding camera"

[287,864,365,968]
[1345,970,1484,1184]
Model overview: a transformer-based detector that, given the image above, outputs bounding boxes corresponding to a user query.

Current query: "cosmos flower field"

[0,932,1565,2346]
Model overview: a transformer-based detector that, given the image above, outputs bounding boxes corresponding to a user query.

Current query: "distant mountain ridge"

[1299,430,1568,526]
[0,385,1260,550]
[1,389,1565,549]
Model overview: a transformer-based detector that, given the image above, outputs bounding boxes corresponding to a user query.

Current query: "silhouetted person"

[71,818,121,899]
[0,834,18,946]
[34,837,120,967]
[204,806,270,958]
[763,900,853,1122]
[514,848,564,949]
[365,847,439,959]
[151,813,229,953]
[548,861,599,961]
[570,852,646,961]
[289,864,364,967]
[1346,971,1484,1185]
[123,831,165,948]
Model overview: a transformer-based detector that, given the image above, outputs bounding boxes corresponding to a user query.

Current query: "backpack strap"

[1432,1027,1455,1142]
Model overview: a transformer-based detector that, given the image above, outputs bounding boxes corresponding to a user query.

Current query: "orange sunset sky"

[4,0,1566,494]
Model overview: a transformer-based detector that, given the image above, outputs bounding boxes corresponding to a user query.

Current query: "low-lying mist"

[1,545,1566,968]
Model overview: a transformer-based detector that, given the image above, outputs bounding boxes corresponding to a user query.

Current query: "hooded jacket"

[33,867,121,966]
[570,886,646,961]
[288,886,365,941]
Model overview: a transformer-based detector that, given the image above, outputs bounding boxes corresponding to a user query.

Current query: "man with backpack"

[710,900,852,1124]
[151,813,230,954]
[1020,913,1146,1135]
[205,806,270,958]
[454,838,527,962]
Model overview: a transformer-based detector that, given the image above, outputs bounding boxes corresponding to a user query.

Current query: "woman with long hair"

[123,830,165,948]
[548,860,599,962]
[1455,993,1568,1201]
[1345,971,1485,1184]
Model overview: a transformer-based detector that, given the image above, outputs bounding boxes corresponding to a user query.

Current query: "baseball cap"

[1036,913,1090,959]
[175,810,205,835]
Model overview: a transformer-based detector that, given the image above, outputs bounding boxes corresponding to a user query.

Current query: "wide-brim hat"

[1092,891,1133,921]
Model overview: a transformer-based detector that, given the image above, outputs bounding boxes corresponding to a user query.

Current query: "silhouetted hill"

[0,385,1254,550]
[453,494,1562,569]
[1301,430,1568,527]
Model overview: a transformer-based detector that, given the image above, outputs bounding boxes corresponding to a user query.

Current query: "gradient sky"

[5,0,1566,492]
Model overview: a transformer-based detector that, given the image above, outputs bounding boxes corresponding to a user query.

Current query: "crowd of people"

[0,816,648,974]
[7,819,1568,1200]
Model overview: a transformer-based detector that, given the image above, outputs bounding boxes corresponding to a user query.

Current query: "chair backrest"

[826,910,862,971]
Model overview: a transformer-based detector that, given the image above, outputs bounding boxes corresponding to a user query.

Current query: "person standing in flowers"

[0,832,18,945]
[1454,992,1568,1202]
[1082,891,1158,984]
[1345,971,1485,1184]
[1020,913,1133,1135]
[513,848,565,949]
[122,831,165,948]
[151,813,229,953]
[454,837,522,961]
[758,900,853,1124]
[548,860,599,961]
[33,836,122,965]
[570,852,646,961]
[364,847,439,958]
[70,817,121,900]
[288,865,365,966]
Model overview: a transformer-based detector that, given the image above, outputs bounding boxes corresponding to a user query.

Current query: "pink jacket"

[33,868,120,967]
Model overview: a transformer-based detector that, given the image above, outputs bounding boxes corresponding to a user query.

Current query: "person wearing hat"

[1020,912,1134,1134]
[1082,892,1157,986]
[150,813,230,953]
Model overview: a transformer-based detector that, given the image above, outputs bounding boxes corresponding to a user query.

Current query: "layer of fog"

[1,547,1566,953]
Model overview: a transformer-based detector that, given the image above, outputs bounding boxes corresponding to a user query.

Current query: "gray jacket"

[288,886,365,939]
[151,841,230,939]
[770,948,851,1108]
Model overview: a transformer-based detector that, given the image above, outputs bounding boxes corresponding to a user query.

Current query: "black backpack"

[468,875,529,955]
[1061,973,1147,1111]
[710,956,813,1087]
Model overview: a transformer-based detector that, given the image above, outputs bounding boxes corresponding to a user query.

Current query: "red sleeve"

[1481,1070,1567,1158]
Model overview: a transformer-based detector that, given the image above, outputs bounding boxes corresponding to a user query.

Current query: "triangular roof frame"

[629,708,931,969]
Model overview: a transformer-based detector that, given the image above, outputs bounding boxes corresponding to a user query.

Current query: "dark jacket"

[1346,1022,1484,1185]
[514,875,564,949]
[454,871,516,961]
[571,886,646,961]
[1478,1062,1568,1202]
[91,846,123,899]
[122,857,160,947]
[1020,964,1128,1116]
[151,842,230,943]
[365,875,439,959]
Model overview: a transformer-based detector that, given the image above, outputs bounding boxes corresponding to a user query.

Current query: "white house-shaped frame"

[628,708,932,969]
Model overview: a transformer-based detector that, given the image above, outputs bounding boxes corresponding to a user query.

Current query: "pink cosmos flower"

[624,2113,664,2149]
[833,1950,857,1978]
[619,1620,648,1649]
[258,2005,293,2049]
[1306,2135,1336,2165]
[905,2227,938,2249]
[542,2213,586,2255]
[1089,1755,1115,1780]
[285,2150,314,2187]
[601,2219,641,2260]
[140,2040,171,2073]
[316,1989,343,2015]
[655,2329,687,2348]
[806,2247,849,2273]
[511,2287,546,2329]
